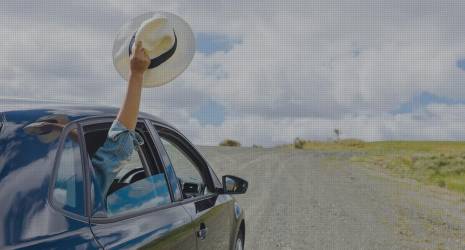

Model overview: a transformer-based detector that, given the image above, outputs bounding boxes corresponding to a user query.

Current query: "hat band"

[128,30,178,69]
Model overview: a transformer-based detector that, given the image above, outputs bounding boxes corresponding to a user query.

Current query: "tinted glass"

[105,149,171,216]
[106,174,171,215]
[52,128,85,215]
[160,137,207,197]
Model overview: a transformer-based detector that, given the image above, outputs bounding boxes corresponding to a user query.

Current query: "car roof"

[1,99,169,126]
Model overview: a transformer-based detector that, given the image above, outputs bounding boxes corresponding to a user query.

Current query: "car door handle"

[197,223,208,240]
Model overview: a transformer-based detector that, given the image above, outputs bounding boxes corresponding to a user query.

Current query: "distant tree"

[294,137,305,149]
[334,129,341,141]
[219,139,241,147]
[252,144,263,148]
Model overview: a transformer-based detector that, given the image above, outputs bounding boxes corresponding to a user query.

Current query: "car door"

[151,123,236,250]
[80,118,196,250]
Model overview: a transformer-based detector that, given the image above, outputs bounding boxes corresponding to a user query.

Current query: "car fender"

[229,199,245,250]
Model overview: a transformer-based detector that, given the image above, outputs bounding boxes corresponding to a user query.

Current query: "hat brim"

[113,12,195,88]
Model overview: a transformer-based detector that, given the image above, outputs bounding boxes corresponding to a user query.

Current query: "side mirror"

[222,175,248,194]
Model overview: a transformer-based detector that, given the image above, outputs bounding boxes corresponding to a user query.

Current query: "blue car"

[0,103,247,249]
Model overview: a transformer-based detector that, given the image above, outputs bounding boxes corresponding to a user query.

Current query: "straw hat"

[113,12,195,87]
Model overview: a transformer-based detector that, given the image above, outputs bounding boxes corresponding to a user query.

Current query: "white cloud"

[2,0,465,146]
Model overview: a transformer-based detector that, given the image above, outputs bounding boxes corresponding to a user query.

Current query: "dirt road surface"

[198,146,465,250]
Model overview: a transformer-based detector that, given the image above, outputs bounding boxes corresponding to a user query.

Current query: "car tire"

[234,230,244,250]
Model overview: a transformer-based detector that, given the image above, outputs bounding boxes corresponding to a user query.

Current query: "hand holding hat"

[113,12,195,87]
[130,41,150,77]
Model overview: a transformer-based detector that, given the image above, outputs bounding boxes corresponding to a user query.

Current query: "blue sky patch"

[192,99,225,126]
[196,32,242,55]
[394,91,465,114]
[457,59,465,71]
[352,48,361,58]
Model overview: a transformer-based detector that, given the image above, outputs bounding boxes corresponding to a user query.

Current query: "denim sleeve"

[91,120,144,198]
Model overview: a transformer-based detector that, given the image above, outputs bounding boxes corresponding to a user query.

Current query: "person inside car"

[23,41,150,206]
[91,40,151,199]
[24,13,195,207]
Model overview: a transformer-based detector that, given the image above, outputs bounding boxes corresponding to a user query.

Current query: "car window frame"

[48,122,88,222]
[144,119,183,202]
[0,112,5,135]
[150,121,218,201]
[77,116,183,223]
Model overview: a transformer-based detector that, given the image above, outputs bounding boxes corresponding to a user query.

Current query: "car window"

[84,121,171,217]
[159,136,209,198]
[52,128,85,215]
[106,173,171,215]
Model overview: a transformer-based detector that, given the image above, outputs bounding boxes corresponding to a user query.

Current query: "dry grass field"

[286,140,465,194]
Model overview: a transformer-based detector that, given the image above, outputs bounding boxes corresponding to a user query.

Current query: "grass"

[219,139,241,147]
[287,139,465,194]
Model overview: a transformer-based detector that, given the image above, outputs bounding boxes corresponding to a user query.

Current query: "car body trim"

[47,122,89,222]
[143,119,180,202]
[0,113,3,133]
[90,193,218,224]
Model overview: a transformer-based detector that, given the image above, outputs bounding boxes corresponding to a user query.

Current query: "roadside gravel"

[198,146,465,250]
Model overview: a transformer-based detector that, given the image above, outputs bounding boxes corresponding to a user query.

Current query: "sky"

[1,0,465,146]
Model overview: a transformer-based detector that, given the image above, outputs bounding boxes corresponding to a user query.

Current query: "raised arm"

[116,41,150,129]
[90,41,150,203]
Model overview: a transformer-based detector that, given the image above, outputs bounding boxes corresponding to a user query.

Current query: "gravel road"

[198,146,465,250]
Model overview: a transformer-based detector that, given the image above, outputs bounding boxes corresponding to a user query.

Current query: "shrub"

[437,179,446,188]
[294,137,305,149]
[219,139,241,147]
